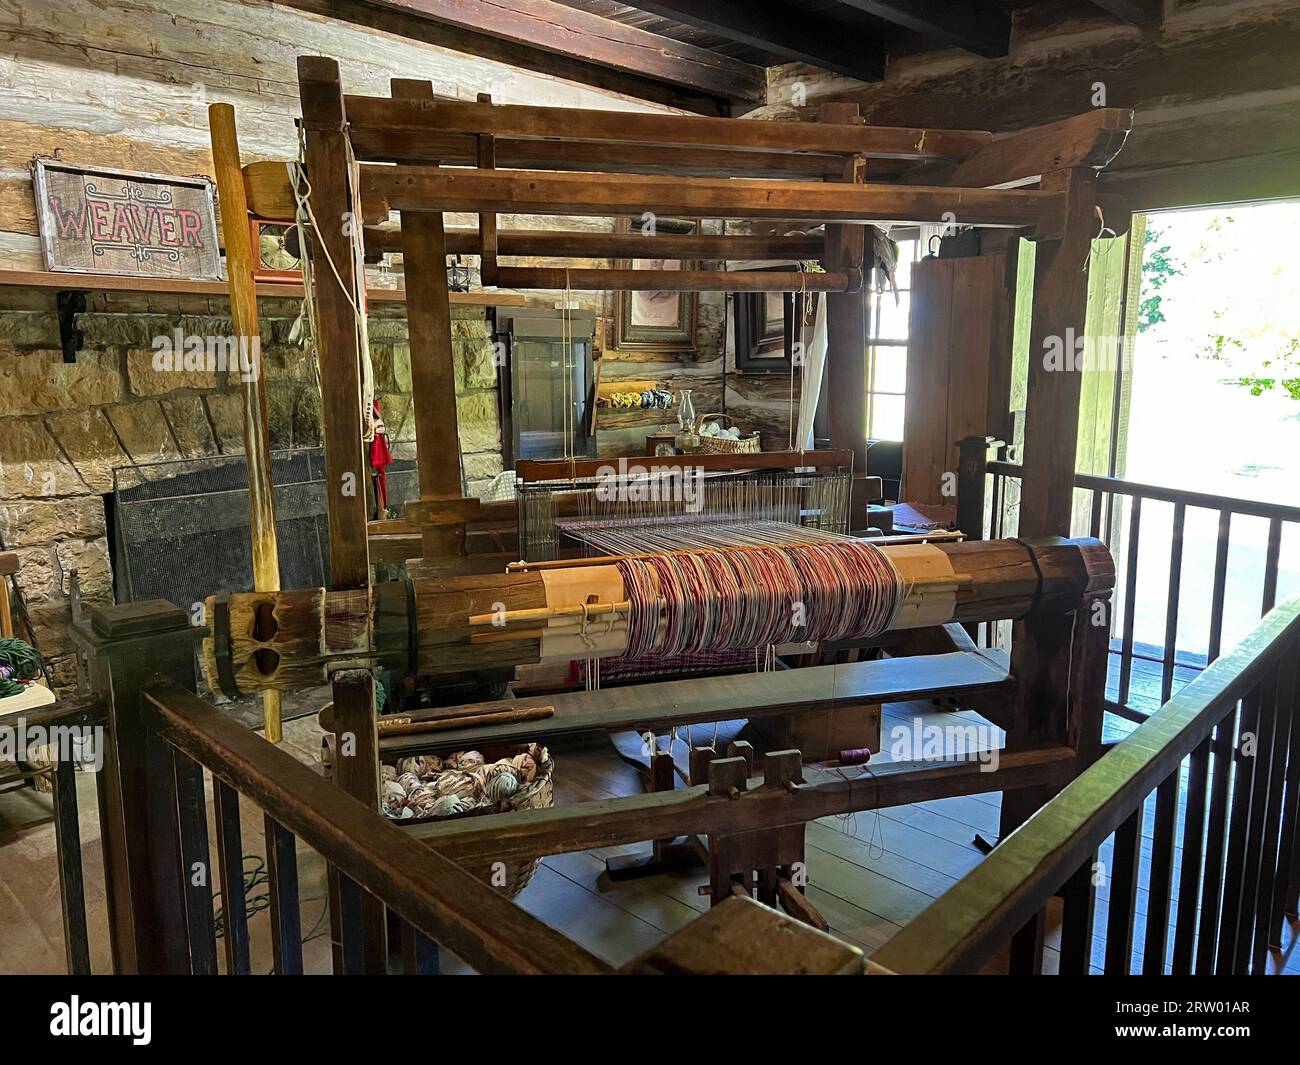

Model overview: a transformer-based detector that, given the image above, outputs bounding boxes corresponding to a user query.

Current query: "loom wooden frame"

[182,61,1135,972]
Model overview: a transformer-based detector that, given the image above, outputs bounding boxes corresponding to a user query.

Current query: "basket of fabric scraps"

[380,744,553,897]
[687,413,761,455]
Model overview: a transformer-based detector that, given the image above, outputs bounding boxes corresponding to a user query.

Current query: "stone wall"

[0,290,500,694]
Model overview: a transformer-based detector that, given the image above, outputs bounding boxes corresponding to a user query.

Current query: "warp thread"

[614,541,905,658]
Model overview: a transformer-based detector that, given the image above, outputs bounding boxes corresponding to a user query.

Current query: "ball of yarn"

[511,752,538,783]
[430,794,474,818]
[419,754,444,777]
[448,750,485,771]
[381,764,398,782]
[407,784,439,807]
[484,772,518,805]
[382,780,407,803]
[398,755,425,777]
[397,772,421,793]
[434,772,481,800]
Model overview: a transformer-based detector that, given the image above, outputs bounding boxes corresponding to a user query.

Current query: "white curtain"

[796,294,828,451]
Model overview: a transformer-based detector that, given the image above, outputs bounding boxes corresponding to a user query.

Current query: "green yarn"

[0,637,43,698]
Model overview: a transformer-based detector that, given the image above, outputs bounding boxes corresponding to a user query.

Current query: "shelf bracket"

[57,290,88,364]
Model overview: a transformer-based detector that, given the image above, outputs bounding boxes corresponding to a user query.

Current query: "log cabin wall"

[0,0,731,693]
[765,0,1300,211]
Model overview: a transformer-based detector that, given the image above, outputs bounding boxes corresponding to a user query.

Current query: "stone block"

[125,346,220,395]
[0,349,124,416]
[456,391,501,454]
[0,418,87,498]
[0,496,105,547]
[44,409,128,493]
[162,395,218,458]
[106,401,181,467]
[55,537,114,603]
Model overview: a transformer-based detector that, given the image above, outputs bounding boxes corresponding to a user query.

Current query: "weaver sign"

[33,159,221,280]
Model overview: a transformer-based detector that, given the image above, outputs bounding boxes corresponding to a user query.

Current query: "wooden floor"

[2,690,1296,975]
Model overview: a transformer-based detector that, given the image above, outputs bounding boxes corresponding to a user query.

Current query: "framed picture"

[32,158,221,280]
[733,277,815,371]
[613,216,698,352]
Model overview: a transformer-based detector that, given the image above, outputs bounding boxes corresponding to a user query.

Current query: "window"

[865,238,921,441]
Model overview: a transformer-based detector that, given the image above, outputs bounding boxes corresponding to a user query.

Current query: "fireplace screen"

[110,449,418,615]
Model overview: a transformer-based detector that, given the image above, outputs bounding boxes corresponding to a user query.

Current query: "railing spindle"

[52,752,91,975]
[212,778,251,975]
[1058,859,1097,974]
[400,919,441,975]
[1161,503,1186,702]
[1216,689,1263,973]
[1142,774,1179,974]
[173,750,219,975]
[1104,808,1143,975]
[1170,730,1209,974]
[1251,657,1293,973]
[1117,495,1142,710]
[1270,638,1300,938]
[338,872,368,975]
[1207,510,1232,662]
[1236,667,1280,973]
[264,815,304,975]
[1195,701,1240,974]
[1261,517,1283,614]
[1089,487,1104,539]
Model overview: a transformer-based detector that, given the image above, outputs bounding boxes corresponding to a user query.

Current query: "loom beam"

[200,536,1113,696]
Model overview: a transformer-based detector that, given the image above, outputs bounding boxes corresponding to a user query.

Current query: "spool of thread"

[839,747,872,765]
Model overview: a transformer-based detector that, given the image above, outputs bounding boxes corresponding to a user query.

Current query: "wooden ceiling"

[280,0,1164,114]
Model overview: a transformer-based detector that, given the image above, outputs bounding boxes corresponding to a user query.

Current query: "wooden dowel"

[209,102,283,742]
[375,705,554,737]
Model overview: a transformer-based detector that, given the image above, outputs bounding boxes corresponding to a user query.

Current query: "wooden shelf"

[0,269,523,306]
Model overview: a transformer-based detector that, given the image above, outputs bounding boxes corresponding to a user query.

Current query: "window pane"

[875,290,910,341]
[869,393,905,441]
[871,345,907,393]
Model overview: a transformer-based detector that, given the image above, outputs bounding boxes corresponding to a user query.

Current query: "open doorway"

[1095,200,1300,720]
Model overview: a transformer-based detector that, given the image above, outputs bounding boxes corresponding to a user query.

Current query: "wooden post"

[297,55,385,973]
[70,601,201,974]
[1018,168,1098,538]
[955,435,1002,541]
[392,77,475,559]
[820,103,870,530]
[208,102,284,742]
[476,92,499,288]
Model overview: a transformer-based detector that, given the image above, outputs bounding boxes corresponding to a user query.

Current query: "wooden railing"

[869,588,1300,974]
[71,682,614,975]
[958,437,1300,723]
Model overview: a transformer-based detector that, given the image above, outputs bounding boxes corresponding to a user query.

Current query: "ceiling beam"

[834,1,1011,58]
[277,0,730,114]
[356,0,766,101]
[1089,0,1163,26]
[622,0,884,81]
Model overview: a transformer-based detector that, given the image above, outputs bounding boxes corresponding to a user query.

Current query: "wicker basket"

[686,413,761,454]
[380,743,554,898]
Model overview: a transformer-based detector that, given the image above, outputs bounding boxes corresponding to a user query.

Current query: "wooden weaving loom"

[201,60,1132,969]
